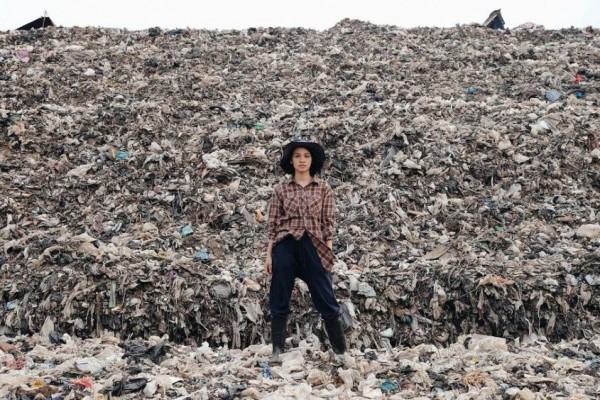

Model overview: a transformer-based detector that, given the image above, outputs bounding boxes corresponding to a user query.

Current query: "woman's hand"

[265,255,273,276]
[265,239,274,276]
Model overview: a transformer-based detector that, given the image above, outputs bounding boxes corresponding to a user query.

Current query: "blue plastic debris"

[116,150,129,160]
[261,364,273,379]
[194,249,210,263]
[180,225,194,237]
[545,90,560,102]
[380,379,399,392]
[465,86,476,95]
[6,300,19,310]
[575,91,585,99]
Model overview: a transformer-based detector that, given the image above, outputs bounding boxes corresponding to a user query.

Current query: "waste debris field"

[1,19,600,398]
[1,332,599,398]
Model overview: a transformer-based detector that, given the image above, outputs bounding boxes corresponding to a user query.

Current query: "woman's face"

[291,147,312,173]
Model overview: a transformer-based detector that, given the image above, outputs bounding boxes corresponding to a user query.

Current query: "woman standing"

[266,137,346,363]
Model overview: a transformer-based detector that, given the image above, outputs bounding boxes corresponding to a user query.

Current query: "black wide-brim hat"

[279,139,326,175]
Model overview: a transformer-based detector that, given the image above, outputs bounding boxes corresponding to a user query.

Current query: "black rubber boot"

[324,317,347,355]
[269,318,286,364]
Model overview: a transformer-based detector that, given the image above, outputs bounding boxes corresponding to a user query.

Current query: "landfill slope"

[1,21,600,354]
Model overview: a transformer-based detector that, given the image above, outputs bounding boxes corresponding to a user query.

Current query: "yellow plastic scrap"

[31,377,45,389]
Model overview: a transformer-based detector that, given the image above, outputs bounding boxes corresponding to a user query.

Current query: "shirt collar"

[288,176,321,187]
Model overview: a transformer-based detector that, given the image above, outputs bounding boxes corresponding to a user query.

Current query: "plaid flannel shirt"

[268,177,336,270]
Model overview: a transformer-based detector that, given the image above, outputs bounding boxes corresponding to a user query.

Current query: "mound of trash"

[1,20,599,357]
[1,331,599,398]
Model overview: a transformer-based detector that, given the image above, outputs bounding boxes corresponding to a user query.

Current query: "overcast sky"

[2,0,598,31]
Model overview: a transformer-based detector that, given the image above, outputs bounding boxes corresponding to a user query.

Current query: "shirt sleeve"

[321,184,336,241]
[267,186,283,241]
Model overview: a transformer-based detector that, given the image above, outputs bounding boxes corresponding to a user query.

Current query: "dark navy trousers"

[270,233,340,321]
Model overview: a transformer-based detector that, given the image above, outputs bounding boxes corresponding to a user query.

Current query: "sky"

[1,0,598,31]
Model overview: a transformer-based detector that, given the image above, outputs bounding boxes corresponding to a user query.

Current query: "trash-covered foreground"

[1,332,599,399]
[1,19,600,397]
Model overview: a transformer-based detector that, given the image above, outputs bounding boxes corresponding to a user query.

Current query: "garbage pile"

[1,20,599,355]
[1,331,599,398]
